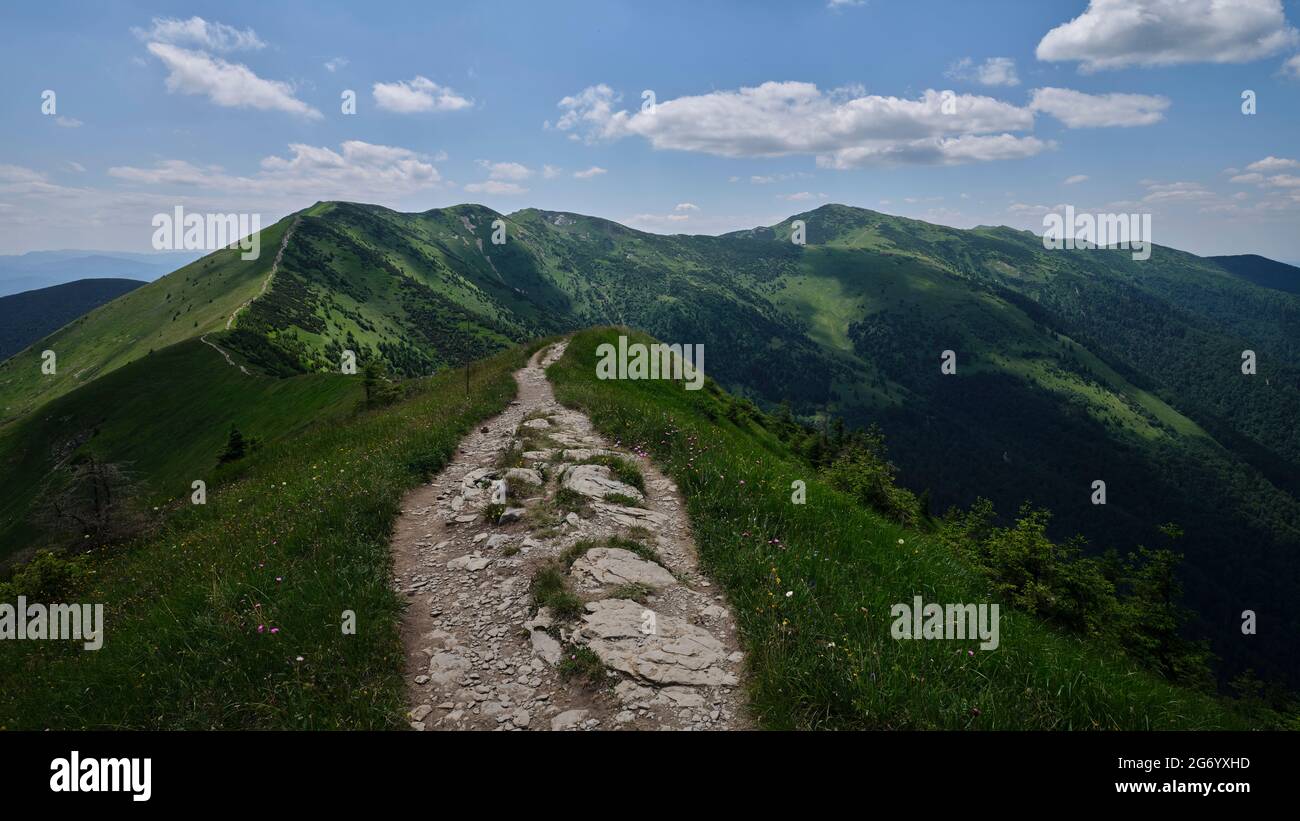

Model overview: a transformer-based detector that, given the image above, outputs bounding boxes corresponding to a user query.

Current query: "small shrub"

[0,549,88,601]
[529,564,583,620]
[558,644,606,684]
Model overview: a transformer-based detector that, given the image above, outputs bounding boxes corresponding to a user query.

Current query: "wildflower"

[897,538,905,545]
[785,591,793,598]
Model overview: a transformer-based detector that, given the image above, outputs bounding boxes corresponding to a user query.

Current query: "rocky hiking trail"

[391,342,749,731]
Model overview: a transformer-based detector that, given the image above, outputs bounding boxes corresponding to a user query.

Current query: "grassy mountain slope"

[0,278,145,361]
[0,338,362,566]
[0,341,535,729]
[0,330,1255,729]
[549,328,1248,729]
[0,216,294,422]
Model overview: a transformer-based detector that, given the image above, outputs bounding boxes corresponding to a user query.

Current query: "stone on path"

[574,599,738,687]
[570,547,675,589]
[561,464,644,502]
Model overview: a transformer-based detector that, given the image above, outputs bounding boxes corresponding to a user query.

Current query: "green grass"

[0,340,541,729]
[548,327,1252,730]
[528,564,584,621]
[0,337,363,565]
[602,492,642,507]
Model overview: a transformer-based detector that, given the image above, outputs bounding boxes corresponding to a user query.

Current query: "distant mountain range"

[1208,253,1300,295]
[0,249,199,297]
[1,200,1297,688]
[0,278,145,361]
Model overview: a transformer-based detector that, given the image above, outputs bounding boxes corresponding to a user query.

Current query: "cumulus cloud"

[1228,159,1300,190]
[946,57,1020,87]
[1029,87,1169,128]
[372,76,472,113]
[542,164,562,179]
[1064,174,1089,184]
[1036,0,1298,72]
[146,42,321,118]
[324,57,349,73]
[573,166,607,179]
[1246,156,1299,172]
[674,202,700,211]
[1285,54,1300,77]
[109,140,442,199]
[477,160,533,181]
[55,116,82,128]
[132,16,265,52]
[552,81,1048,168]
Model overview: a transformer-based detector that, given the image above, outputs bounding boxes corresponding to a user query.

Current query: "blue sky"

[2,0,1299,260]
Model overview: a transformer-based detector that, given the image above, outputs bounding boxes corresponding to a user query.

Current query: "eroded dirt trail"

[392,342,748,730]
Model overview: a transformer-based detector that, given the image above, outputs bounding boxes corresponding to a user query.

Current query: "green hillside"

[0,336,362,567]
[550,328,1250,728]
[0,330,1267,729]
[0,341,534,729]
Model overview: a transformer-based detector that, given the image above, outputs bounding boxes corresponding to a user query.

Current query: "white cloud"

[63,161,86,173]
[477,160,533,181]
[55,116,82,128]
[1142,181,1215,203]
[1246,156,1299,172]
[1064,174,1089,184]
[0,165,46,184]
[553,81,1048,168]
[1230,173,1265,184]
[146,42,321,119]
[946,57,1020,87]
[1036,0,1298,72]
[372,76,472,113]
[623,212,692,229]
[674,202,700,211]
[542,164,562,179]
[324,57,349,73]
[1029,87,1169,128]
[132,16,265,52]
[1285,54,1300,77]
[463,180,528,195]
[554,84,622,137]
[0,141,453,252]
[573,166,607,179]
[780,192,828,201]
[109,140,442,199]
